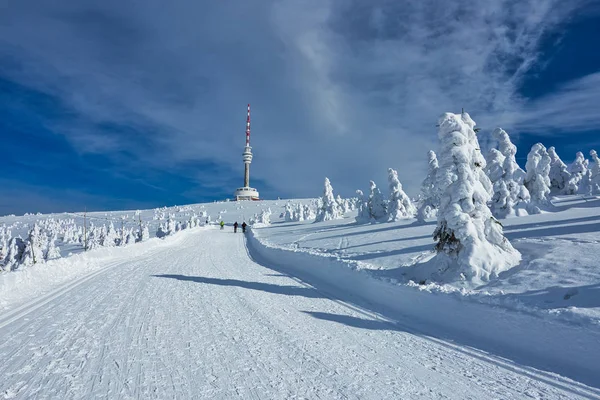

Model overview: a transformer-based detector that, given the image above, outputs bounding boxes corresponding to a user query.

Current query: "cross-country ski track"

[1,228,599,399]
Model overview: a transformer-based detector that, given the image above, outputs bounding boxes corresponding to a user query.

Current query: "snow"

[1,194,600,397]
[2,223,599,398]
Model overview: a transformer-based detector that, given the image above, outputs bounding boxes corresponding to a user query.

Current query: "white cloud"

[0,0,595,203]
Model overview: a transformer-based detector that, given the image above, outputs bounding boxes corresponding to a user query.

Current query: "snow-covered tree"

[20,224,46,266]
[567,151,588,194]
[3,237,25,271]
[416,150,439,222]
[524,143,551,213]
[367,181,387,221]
[283,203,295,222]
[103,222,118,247]
[44,236,61,261]
[589,150,600,195]
[387,168,415,221]
[355,190,370,223]
[548,147,572,194]
[315,177,344,222]
[433,112,520,283]
[485,128,530,218]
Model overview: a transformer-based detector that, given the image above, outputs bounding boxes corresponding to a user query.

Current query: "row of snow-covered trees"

[0,217,153,272]
[312,111,599,283]
[313,128,599,225]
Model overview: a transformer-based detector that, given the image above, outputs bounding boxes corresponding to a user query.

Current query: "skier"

[242,222,247,233]
[233,221,239,233]
[219,220,225,230]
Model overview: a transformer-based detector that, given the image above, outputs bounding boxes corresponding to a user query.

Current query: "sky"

[1,0,600,215]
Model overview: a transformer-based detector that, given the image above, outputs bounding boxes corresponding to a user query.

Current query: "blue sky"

[1,0,599,215]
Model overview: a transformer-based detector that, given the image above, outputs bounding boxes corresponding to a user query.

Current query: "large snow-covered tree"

[367,181,387,222]
[388,168,415,221]
[548,147,572,194]
[315,177,343,222]
[433,112,520,283]
[524,143,551,213]
[416,150,439,221]
[485,128,530,218]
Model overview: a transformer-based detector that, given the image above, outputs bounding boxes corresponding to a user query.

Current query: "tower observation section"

[234,104,260,201]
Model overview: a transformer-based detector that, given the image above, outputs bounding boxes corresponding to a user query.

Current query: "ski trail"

[0,228,597,399]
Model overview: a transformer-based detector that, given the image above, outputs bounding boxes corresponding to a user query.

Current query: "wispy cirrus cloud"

[0,0,597,211]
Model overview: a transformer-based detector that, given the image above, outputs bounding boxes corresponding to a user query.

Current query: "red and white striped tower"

[242,104,253,188]
[234,104,260,200]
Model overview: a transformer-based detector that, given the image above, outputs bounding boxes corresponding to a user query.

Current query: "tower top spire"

[245,103,251,146]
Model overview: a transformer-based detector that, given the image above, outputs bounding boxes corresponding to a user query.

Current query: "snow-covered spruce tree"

[44,235,61,261]
[367,181,387,222]
[283,203,295,222]
[388,168,416,221]
[3,237,25,271]
[567,151,588,194]
[433,112,520,283]
[589,150,600,195]
[579,169,593,196]
[314,177,343,222]
[548,147,572,194]
[524,143,551,213]
[485,128,531,218]
[416,150,439,222]
[20,224,46,267]
[355,190,370,223]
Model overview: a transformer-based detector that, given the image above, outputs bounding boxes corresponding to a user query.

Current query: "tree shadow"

[504,214,600,232]
[495,284,600,310]
[347,244,434,261]
[152,274,324,299]
[505,222,600,240]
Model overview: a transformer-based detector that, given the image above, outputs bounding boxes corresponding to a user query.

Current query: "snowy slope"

[253,195,600,326]
[1,228,599,399]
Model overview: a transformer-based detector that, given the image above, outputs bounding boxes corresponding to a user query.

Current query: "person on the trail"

[233,221,239,233]
[219,220,225,230]
[241,222,247,233]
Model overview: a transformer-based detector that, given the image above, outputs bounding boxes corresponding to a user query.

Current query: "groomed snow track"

[1,228,599,399]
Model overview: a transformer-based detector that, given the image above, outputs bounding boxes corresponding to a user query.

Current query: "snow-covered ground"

[2,227,599,399]
[255,195,600,327]
[1,195,600,397]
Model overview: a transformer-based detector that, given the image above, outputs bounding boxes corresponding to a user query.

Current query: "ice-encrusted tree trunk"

[416,150,439,222]
[589,150,600,195]
[315,177,343,222]
[20,224,46,267]
[433,112,520,283]
[524,143,551,213]
[367,181,387,221]
[485,128,531,218]
[388,168,415,221]
[548,147,572,194]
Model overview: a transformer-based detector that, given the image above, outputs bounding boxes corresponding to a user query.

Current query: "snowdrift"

[246,226,600,387]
